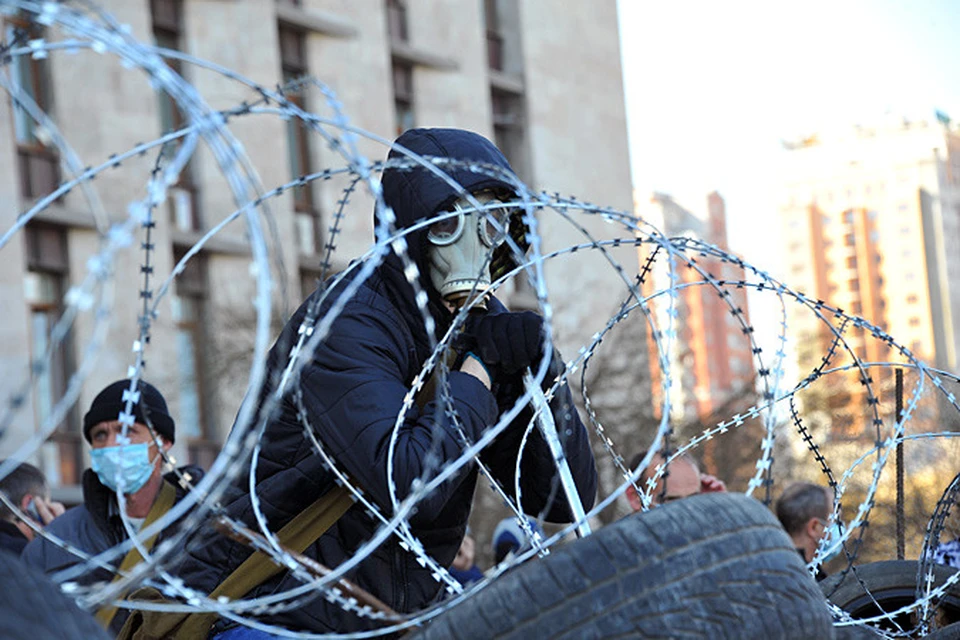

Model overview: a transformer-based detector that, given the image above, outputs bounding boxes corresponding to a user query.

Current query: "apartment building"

[779,115,960,436]
[639,191,756,426]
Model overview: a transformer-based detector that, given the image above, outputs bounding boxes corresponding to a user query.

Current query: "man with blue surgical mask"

[22,378,204,633]
[775,481,839,581]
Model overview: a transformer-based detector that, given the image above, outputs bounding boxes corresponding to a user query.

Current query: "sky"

[618,0,960,278]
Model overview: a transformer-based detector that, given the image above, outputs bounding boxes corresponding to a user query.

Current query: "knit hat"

[492,515,543,564]
[82,379,175,444]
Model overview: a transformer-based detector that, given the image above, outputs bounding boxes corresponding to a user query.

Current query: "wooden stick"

[212,517,399,620]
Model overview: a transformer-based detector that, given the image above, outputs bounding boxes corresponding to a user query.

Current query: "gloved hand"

[469,311,546,376]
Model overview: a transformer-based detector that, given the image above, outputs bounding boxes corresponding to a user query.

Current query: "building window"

[23,224,81,487]
[846,256,858,269]
[151,0,201,231]
[279,24,321,254]
[843,233,855,247]
[172,249,217,468]
[386,0,408,42]
[907,294,918,304]
[392,61,415,135]
[484,0,504,71]
[6,17,60,201]
[908,317,920,327]
[848,278,859,292]
[491,89,526,175]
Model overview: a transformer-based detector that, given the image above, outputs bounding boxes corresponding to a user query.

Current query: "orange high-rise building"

[639,192,756,425]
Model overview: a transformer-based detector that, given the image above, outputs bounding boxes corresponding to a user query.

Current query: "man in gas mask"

[22,379,204,633]
[172,128,597,638]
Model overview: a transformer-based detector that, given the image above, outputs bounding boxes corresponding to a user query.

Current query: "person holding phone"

[0,460,64,555]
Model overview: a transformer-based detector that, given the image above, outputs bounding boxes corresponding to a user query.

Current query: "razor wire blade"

[0,2,958,637]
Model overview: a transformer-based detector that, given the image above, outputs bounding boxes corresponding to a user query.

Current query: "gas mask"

[427,190,512,305]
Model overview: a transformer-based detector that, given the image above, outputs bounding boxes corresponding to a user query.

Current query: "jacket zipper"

[392,545,408,612]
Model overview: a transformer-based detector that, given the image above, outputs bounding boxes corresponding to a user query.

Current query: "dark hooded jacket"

[175,128,598,635]
[21,465,204,634]
[0,520,29,556]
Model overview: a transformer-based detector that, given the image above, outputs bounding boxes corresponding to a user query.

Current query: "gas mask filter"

[427,190,511,305]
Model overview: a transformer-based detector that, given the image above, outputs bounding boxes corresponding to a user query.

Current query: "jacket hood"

[379,128,516,232]
[376,128,517,350]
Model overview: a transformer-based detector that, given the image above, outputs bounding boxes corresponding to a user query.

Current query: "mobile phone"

[25,497,41,522]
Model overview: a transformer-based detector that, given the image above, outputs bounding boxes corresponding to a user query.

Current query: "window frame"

[392,61,415,135]
[6,16,61,201]
[23,224,82,487]
[279,23,320,234]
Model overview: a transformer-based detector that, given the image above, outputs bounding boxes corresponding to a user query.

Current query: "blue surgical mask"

[820,521,845,564]
[90,443,157,494]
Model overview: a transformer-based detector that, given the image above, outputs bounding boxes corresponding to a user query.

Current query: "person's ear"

[626,485,642,512]
[804,517,822,542]
[19,494,33,514]
[151,434,173,453]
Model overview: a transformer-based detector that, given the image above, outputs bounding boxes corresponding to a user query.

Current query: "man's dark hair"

[776,482,831,535]
[0,460,47,522]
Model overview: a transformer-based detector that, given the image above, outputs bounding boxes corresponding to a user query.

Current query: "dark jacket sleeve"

[300,300,500,519]
[20,506,113,578]
[479,368,598,523]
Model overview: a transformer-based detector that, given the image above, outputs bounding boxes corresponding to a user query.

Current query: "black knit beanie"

[82,379,176,444]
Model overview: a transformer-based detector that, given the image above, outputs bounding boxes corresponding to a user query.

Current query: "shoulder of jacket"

[44,504,95,535]
[341,274,412,332]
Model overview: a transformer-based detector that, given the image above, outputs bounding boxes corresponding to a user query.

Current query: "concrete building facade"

[0,0,638,496]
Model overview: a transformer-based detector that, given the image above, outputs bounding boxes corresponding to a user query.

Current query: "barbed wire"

[0,1,958,637]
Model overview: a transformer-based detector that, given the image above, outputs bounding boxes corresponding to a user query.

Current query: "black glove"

[470,311,546,376]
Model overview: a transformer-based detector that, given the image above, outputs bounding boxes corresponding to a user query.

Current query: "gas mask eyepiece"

[427,190,512,304]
